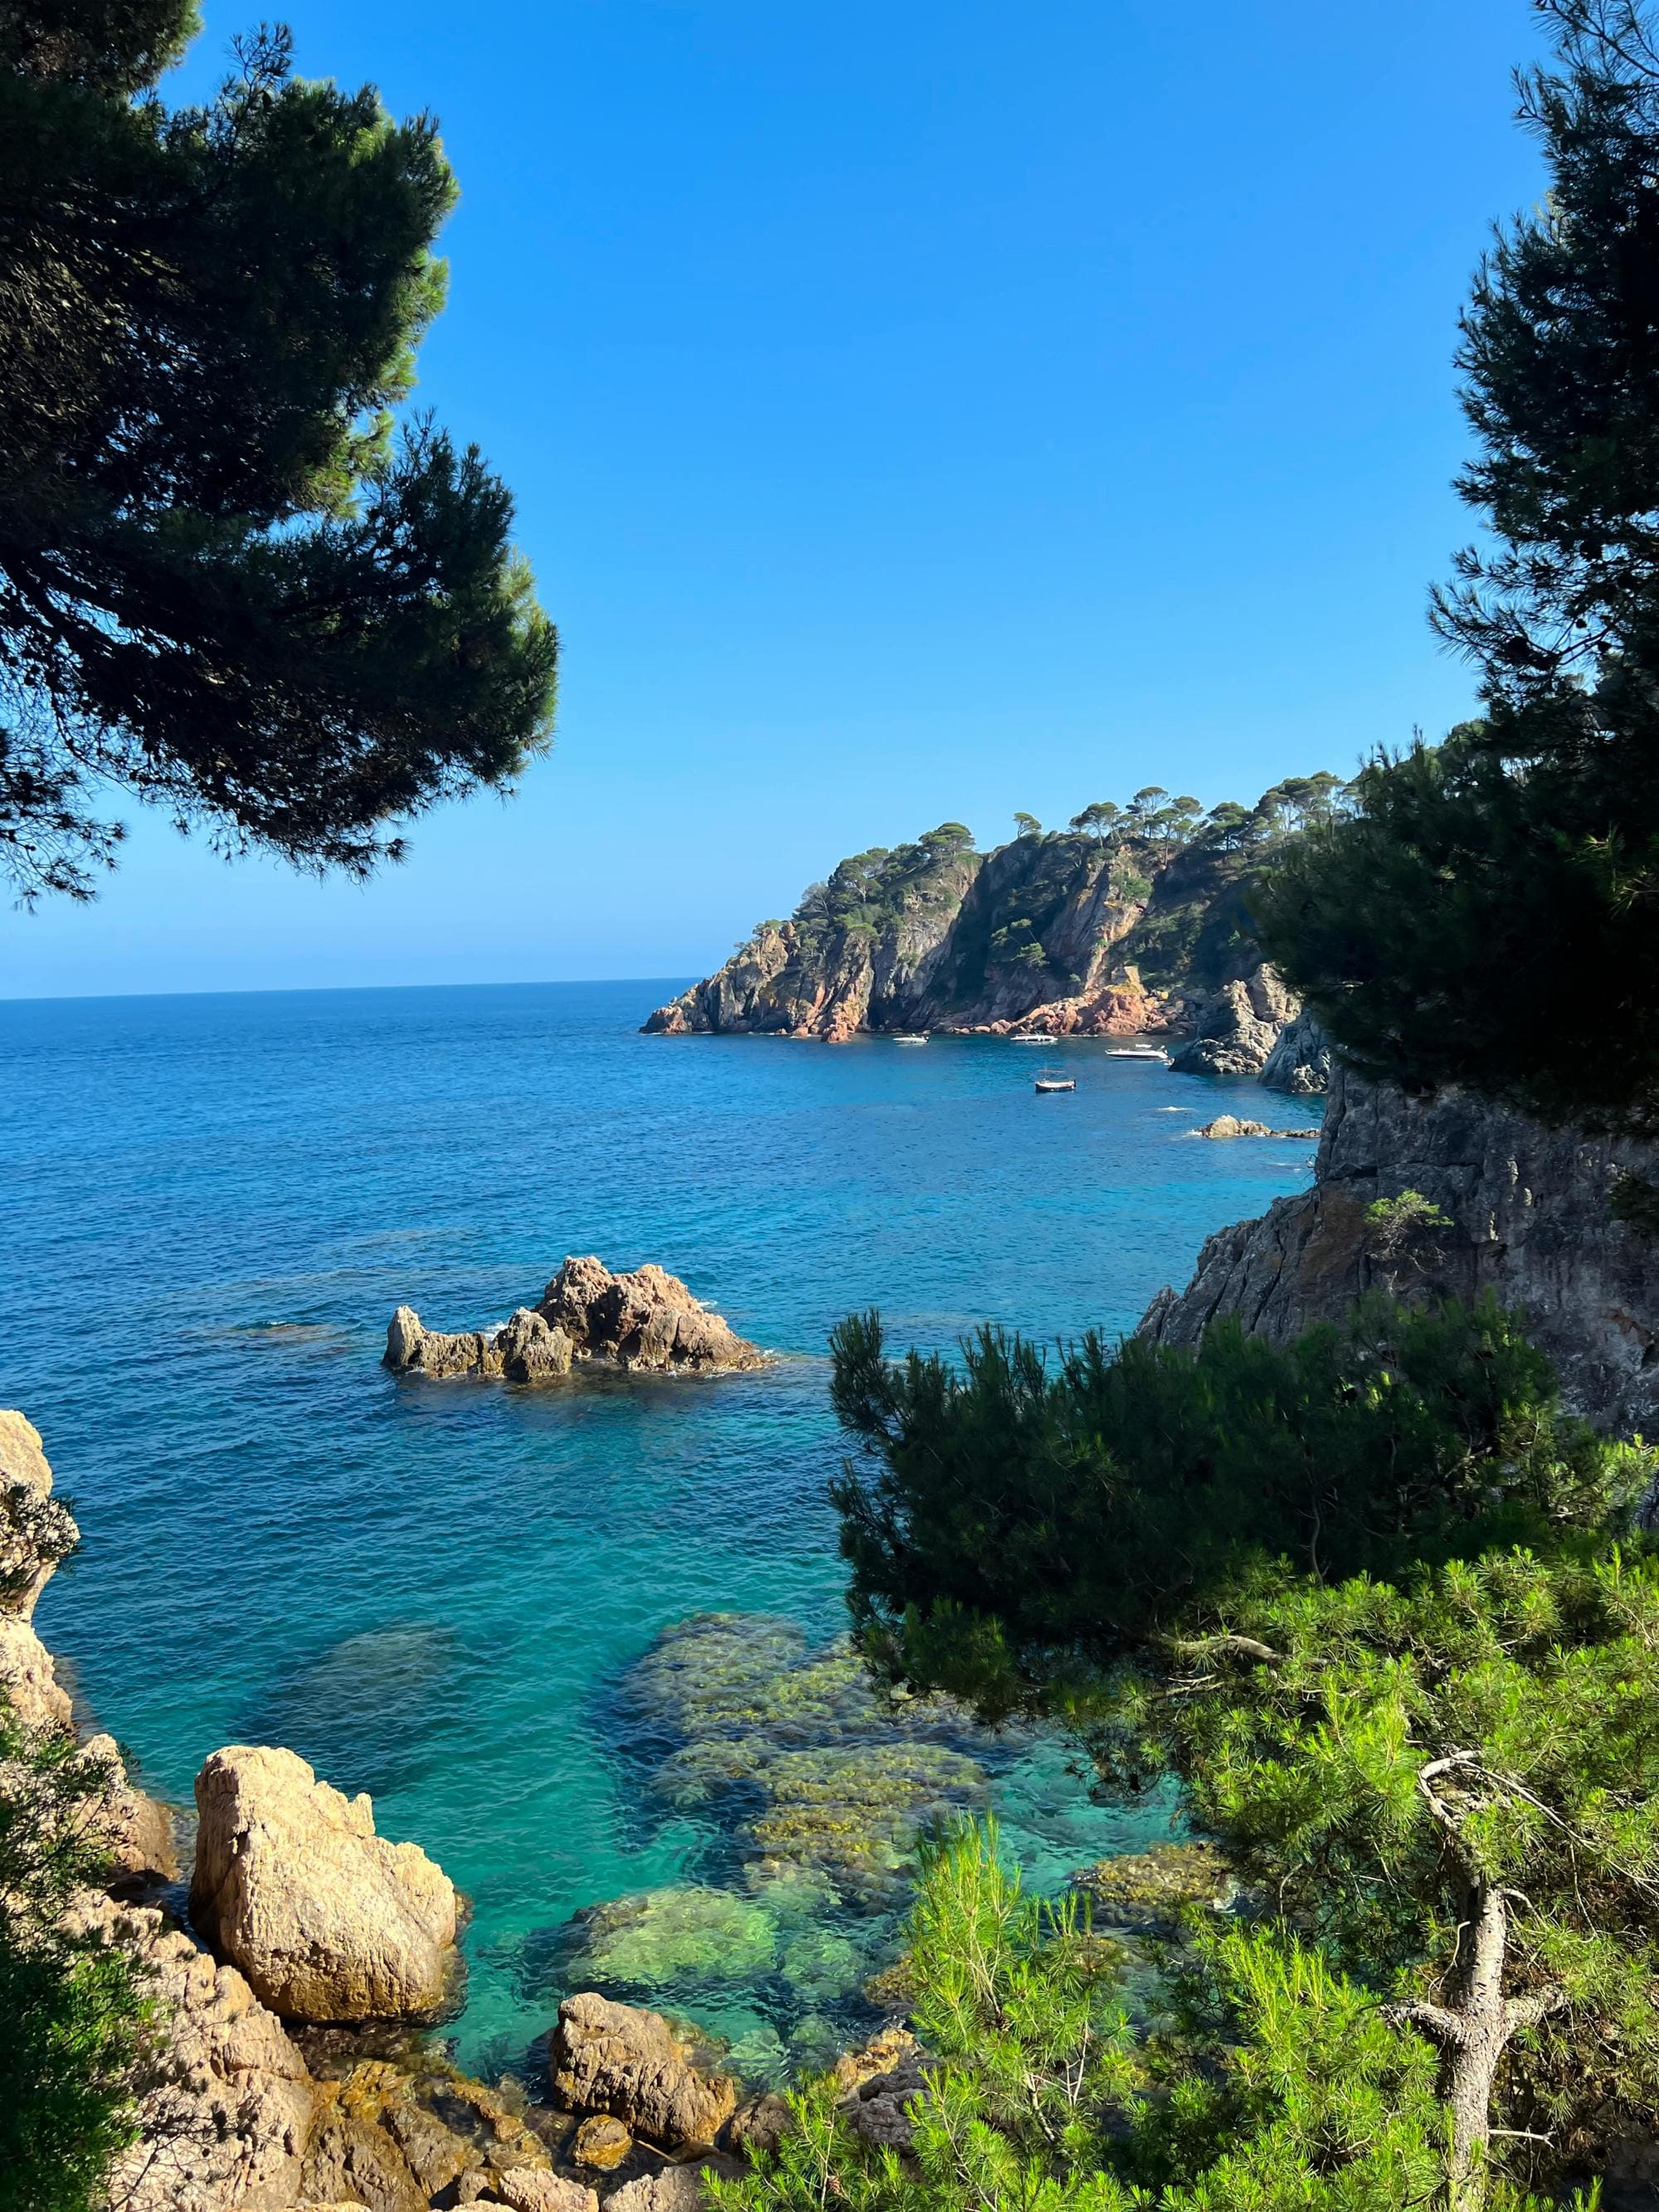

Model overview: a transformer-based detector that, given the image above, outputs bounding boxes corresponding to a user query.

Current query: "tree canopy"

[1258,0,1659,1134]
[0,0,557,902]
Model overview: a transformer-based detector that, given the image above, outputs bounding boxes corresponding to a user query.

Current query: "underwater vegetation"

[504,1612,1033,2084]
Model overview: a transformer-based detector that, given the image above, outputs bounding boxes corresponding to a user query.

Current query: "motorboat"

[1103,1043,1170,1063]
[1010,1033,1052,1044]
[1034,1067,1076,1093]
[892,1033,928,1046]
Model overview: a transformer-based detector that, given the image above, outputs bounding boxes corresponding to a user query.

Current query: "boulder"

[0,1613,72,1728]
[382,1309,498,1379]
[98,1896,319,2212]
[1260,1007,1331,1096]
[495,1305,575,1381]
[572,2113,633,2171]
[727,2093,793,2159]
[82,1731,179,1889]
[603,2170,709,2212]
[830,2026,928,2151]
[550,1991,737,2150]
[495,2175,601,2212]
[190,1745,459,2021]
[1170,965,1298,1080]
[538,1257,763,1373]
[0,1407,77,1619]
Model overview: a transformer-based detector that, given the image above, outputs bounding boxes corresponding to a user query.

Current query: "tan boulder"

[538,1257,763,1373]
[495,2172,601,2212]
[496,1305,575,1381]
[572,2113,633,2170]
[81,1731,178,1888]
[382,1308,499,1378]
[0,1408,78,1619]
[0,1613,72,1728]
[550,1991,737,2150]
[604,2170,710,2212]
[190,1745,458,2021]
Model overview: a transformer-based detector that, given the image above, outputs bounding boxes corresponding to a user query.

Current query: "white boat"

[892,1033,928,1046]
[1010,1034,1051,1044]
[1103,1043,1170,1062]
[1034,1067,1075,1093]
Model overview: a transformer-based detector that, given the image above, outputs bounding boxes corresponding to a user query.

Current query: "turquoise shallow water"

[0,980,1318,2074]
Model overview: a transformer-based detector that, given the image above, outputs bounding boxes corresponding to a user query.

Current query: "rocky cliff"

[1139,1062,1659,1433]
[645,805,1313,1062]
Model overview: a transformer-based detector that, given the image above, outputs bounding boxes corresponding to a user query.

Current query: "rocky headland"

[641,800,1337,1091]
[1140,1060,1659,1433]
[385,1257,766,1383]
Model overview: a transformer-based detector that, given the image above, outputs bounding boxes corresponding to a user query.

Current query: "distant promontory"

[644,780,1343,1091]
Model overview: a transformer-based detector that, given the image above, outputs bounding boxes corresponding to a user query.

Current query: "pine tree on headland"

[1257,0,1659,1135]
[0,0,557,905]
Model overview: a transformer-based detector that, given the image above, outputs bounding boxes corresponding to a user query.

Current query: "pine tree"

[1256,1,1659,1134]
[0,1,557,902]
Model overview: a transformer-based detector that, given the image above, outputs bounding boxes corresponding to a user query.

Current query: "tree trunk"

[1393,1879,1560,2212]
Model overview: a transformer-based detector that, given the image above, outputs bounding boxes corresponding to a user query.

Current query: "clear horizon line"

[0,974,701,1009]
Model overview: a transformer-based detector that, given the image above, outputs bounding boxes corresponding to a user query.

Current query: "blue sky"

[6,0,1550,999]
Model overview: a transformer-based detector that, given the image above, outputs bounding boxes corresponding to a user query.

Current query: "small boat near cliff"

[1034,1067,1076,1093]
[1103,1043,1170,1063]
[892,1033,929,1045]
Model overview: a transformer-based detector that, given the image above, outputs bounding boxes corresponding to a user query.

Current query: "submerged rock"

[567,1885,780,1990]
[551,1991,737,2150]
[190,1744,460,2021]
[383,1258,761,1384]
[1071,1840,1238,1935]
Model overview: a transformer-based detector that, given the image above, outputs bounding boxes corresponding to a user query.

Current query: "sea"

[0,980,1319,2079]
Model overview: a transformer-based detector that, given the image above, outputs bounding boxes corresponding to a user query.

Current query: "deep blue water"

[0,980,1317,2075]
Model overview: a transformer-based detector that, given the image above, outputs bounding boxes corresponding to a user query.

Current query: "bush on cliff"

[0,0,557,904]
[1256,0,1659,1138]
[0,1703,158,2212]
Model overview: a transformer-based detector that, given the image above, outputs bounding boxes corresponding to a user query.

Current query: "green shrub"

[0,1704,158,2212]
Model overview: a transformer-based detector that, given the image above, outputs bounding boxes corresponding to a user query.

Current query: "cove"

[0,980,1320,2074]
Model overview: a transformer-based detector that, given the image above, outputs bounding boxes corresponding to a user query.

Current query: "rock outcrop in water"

[1167,963,1297,1078]
[1139,1062,1659,1432]
[385,1257,765,1382]
[643,803,1330,1085]
[190,1744,460,2021]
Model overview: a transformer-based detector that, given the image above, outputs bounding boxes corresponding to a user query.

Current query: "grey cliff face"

[1260,1007,1331,1095]
[1139,1062,1659,1433]
[1168,965,1298,1079]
